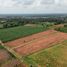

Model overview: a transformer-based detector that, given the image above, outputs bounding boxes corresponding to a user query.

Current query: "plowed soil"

[14,31,67,56]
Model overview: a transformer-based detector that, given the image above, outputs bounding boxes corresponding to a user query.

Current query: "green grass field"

[0,25,47,42]
[23,40,67,67]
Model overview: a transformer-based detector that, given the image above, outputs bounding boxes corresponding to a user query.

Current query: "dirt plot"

[5,30,57,48]
[1,59,26,67]
[0,49,11,64]
[14,31,67,56]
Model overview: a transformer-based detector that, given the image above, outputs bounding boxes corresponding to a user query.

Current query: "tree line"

[0,16,67,29]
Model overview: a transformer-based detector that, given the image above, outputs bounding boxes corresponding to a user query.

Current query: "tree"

[3,23,8,28]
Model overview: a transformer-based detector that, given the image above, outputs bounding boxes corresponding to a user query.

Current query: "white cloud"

[0,0,67,14]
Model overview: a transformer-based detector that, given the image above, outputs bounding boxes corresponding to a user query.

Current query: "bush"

[64,24,67,27]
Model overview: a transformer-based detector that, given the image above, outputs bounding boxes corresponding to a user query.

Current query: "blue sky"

[0,0,67,14]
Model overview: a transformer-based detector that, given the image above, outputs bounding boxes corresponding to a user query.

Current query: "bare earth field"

[5,30,67,56]
[0,49,11,62]
[1,59,26,67]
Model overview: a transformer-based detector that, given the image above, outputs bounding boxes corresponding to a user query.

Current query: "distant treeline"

[0,16,67,28]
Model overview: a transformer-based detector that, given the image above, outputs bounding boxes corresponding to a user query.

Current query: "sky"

[0,0,67,14]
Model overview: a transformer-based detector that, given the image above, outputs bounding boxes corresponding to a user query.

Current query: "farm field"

[1,24,67,67]
[4,29,67,67]
[14,30,67,56]
[27,40,67,67]
[0,25,47,42]
[4,30,67,56]
[0,11,67,67]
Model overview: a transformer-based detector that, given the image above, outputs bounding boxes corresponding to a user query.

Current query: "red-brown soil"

[1,59,27,67]
[0,49,11,63]
[5,30,57,48]
[14,31,67,56]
